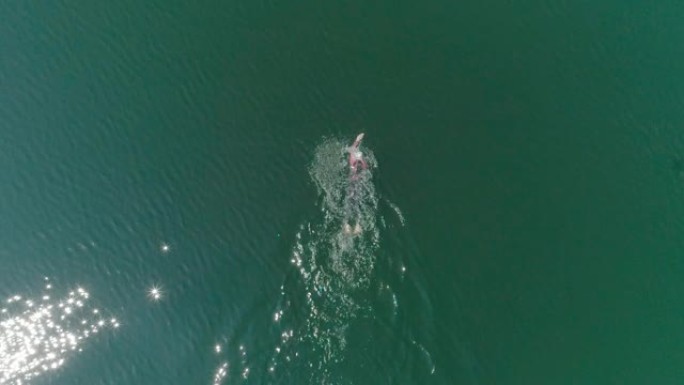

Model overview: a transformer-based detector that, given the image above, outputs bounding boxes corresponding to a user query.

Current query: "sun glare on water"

[0,280,117,384]
[147,285,163,301]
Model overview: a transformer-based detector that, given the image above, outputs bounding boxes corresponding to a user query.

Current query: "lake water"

[2,1,684,384]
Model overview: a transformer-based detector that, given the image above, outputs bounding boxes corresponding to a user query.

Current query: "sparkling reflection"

[147,285,163,301]
[0,280,117,384]
[212,362,228,385]
[209,340,254,385]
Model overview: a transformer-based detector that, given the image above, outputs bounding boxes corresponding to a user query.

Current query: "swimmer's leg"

[353,223,362,235]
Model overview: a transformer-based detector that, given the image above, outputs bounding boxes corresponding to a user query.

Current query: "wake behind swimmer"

[264,134,381,381]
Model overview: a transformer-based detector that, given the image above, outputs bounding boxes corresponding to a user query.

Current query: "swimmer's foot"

[343,222,352,234]
[353,223,362,235]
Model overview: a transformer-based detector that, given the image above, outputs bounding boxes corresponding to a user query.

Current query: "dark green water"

[2,1,684,384]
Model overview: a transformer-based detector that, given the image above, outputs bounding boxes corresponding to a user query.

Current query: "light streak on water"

[0,280,118,385]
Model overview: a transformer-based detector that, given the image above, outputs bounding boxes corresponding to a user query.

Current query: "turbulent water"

[263,137,381,383]
[306,136,380,291]
[246,137,376,383]
[206,136,432,385]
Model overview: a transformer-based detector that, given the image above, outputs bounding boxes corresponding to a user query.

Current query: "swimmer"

[348,133,367,173]
[343,133,368,235]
